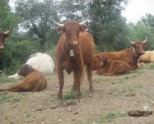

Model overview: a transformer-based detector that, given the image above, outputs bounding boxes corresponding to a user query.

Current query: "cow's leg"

[73,70,82,102]
[57,65,64,101]
[71,67,85,92]
[86,64,93,95]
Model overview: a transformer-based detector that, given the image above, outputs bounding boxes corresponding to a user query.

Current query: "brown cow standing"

[53,20,95,101]
[0,31,9,58]
[93,56,131,76]
[93,39,147,71]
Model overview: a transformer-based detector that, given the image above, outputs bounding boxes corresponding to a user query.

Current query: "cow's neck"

[65,44,79,59]
[129,47,139,59]
[69,47,82,64]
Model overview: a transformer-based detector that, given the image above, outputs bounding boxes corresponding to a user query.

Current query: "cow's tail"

[0,84,23,92]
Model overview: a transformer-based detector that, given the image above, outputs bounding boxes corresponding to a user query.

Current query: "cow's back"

[80,32,95,65]
[108,60,131,75]
[21,71,47,91]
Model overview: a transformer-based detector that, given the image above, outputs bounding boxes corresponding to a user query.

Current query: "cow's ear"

[143,42,148,48]
[57,26,65,33]
[96,56,100,60]
[106,58,110,62]
[80,24,88,32]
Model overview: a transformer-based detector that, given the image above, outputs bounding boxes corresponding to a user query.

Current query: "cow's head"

[97,56,109,67]
[52,19,87,48]
[0,30,10,58]
[18,64,37,77]
[93,55,109,70]
[130,37,147,56]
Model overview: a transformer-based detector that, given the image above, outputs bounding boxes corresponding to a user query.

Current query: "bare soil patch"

[1,63,154,124]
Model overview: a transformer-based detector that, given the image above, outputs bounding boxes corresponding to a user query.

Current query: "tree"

[0,0,19,72]
[15,0,59,50]
[141,14,154,33]
[56,0,90,21]
[127,22,154,50]
[0,0,18,31]
[89,0,129,51]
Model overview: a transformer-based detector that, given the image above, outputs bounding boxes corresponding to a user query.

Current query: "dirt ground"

[1,63,154,124]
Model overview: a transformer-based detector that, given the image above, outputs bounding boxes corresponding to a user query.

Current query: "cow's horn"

[79,20,87,25]
[143,36,147,43]
[79,16,90,25]
[52,19,64,27]
[4,30,9,34]
[4,26,11,34]
[130,41,135,45]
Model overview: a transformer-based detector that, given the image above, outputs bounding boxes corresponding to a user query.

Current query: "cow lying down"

[93,56,131,76]
[138,51,154,63]
[0,64,47,92]
[93,39,147,71]
[8,52,55,79]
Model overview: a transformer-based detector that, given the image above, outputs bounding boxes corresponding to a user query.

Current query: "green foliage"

[0,0,19,31]
[56,0,89,20]
[127,22,154,50]
[141,14,154,33]
[15,0,59,49]
[89,0,129,51]
[2,39,39,74]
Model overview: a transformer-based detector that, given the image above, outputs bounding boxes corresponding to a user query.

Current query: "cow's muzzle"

[140,51,145,55]
[100,62,104,66]
[0,46,4,52]
[71,41,78,46]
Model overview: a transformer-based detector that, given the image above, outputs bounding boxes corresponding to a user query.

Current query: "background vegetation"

[1,0,154,74]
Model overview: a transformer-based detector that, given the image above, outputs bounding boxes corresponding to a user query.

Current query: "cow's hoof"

[89,92,93,97]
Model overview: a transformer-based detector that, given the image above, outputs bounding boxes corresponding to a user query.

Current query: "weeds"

[96,111,127,124]
[0,74,15,84]
[0,93,24,103]
[64,91,77,100]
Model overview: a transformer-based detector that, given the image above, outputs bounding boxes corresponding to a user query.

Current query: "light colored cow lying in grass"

[8,52,55,79]
[139,51,154,63]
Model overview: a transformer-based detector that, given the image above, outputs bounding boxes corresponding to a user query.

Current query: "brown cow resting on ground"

[0,31,10,59]
[93,39,147,72]
[93,56,131,76]
[0,64,47,92]
[53,20,95,101]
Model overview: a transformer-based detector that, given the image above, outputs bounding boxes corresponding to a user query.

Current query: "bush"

[1,39,39,74]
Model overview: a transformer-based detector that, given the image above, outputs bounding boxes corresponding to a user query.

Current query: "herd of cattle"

[0,20,154,101]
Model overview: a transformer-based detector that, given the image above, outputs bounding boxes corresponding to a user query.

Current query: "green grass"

[137,63,154,71]
[0,93,24,103]
[96,112,127,124]
[93,78,114,84]
[93,78,104,84]
[119,86,136,94]
[75,121,84,124]
[0,73,16,84]
[64,91,77,100]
